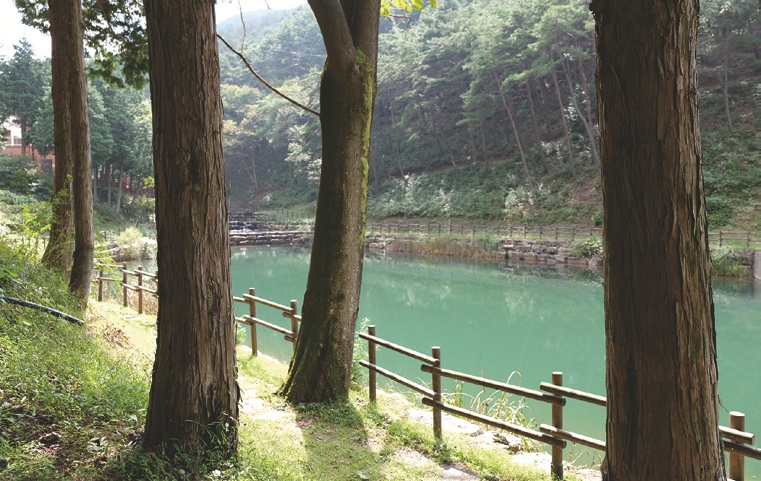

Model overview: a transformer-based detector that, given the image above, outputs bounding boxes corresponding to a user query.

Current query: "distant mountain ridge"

[217,8,294,45]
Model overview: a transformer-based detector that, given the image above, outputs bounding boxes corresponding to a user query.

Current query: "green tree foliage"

[15,0,148,88]
[217,0,761,226]
[0,39,48,155]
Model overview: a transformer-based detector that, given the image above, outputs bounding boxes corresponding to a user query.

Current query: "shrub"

[591,210,603,227]
[711,247,747,277]
[570,236,603,258]
[0,154,53,200]
[117,227,155,260]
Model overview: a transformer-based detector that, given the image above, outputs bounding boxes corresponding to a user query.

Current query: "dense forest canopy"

[218,0,761,227]
[2,0,760,227]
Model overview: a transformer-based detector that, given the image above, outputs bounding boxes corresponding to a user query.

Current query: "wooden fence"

[95,272,761,480]
[95,263,158,314]
[232,287,301,354]
[368,222,602,242]
[359,325,761,481]
[244,213,761,249]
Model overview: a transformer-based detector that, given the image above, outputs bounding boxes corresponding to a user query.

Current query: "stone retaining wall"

[502,239,603,267]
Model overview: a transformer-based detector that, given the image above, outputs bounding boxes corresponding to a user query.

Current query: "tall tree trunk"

[577,55,596,139]
[592,0,724,479]
[386,89,406,180]
[525,78,549,173]
[107,160,112,205]
[468,128,478,163]
[496,77,538,205]
[551,67,575,173]
[67,14,94,307]
[562,58,600,167]
[249,147,258,190]
[20,119,27,157]
[480,123,488,162]
[115,166,123,216]
[143,0,238,455]
[42,0,85,276]
[92,164,98,202]
[280,0,380,404]
[723,27,733,132]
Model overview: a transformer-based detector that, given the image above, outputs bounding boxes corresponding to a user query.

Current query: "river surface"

[136,246,761,475]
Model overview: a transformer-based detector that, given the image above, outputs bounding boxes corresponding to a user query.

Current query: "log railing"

[95,262,158,314]
[359,325,761,480]
[93,273,761,480]
[233,288,300,355]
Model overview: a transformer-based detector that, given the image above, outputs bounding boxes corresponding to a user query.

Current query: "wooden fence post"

[432,346,442,440]
[368,325,377,402]
[121,262,128,307]
[290,300,299,350]
[539,226,543,239]
[571,226,575,242]
[137,266,144,314]
[720,230,724,247]
[97,268,104,302]
[249,287,257,356]
[747,231,751,249]
[729,411,745,481]
[555,226,559,240]
[551,371,564,479]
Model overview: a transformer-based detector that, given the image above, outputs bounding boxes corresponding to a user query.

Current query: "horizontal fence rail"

[95,263,158,314]
[235,210,761,248]
[94,269,761,480]
[359,325,761,480]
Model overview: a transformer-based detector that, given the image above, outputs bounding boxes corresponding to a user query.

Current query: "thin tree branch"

[237,0,246,52]
[217,33,320,117]
[93,0,127,43]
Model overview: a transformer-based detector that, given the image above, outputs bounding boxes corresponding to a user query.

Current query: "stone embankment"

[229,212,311,246]
[503,239,603,268]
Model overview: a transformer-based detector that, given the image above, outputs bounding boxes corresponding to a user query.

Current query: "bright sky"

[0,0,307,60]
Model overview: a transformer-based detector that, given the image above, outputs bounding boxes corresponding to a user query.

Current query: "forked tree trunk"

[280,0,379,404]
[591,0,725,479]
[143,0,238,455]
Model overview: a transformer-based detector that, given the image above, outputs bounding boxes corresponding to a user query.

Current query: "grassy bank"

[0,231,593,480]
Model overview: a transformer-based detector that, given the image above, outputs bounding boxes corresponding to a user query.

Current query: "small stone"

[39,432,61,445]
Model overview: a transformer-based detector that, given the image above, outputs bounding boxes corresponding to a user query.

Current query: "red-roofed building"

[2,117,55,172]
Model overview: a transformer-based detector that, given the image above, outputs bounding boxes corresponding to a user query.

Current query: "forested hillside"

[218,0,761,228]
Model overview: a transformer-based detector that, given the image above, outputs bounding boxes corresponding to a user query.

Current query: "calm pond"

[226,246,761,475]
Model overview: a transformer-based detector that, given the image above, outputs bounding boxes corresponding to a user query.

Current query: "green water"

[227,246,761,476]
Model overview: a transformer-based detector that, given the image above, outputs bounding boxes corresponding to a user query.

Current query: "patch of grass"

[711,247,749,277]
[0,242,150,480]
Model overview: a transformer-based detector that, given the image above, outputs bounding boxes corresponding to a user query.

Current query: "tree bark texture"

[58,0,94,306]
[280,0,379,404]
[43,0,86,276]
[143,0,238,454]
[591,0,724,479]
